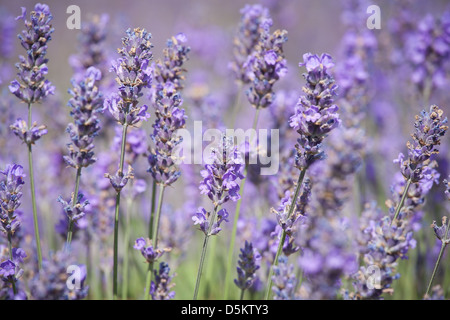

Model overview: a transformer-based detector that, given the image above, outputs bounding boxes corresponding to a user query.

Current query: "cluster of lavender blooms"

[271,255,297,300]
[406,11,450,94]
[0,248,27,299]
[150,262,176,300]
[0,164,27,299]
[29,251,88,300]
[289,54,341,170]
[229,4,271,84]
[104,28,153,190]
[147,83,187,186]
[271,178,311,255]
[234,241,261,292]
[0,165,25,239]
[348,106,447,300]
[152,33,190,92]
[244,15,288,109]
[394,105,448,184]
[147,34,189,187]
[9,4,54,105]
[64,67,103,170]
[192,136,244,238]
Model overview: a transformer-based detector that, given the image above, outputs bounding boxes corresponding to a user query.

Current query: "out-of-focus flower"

[271,255,297,300]
[245,18,288,109]
[29,251,88,300]
[150,262,176,300]
[229,4,271,84]
[234,241,261,291]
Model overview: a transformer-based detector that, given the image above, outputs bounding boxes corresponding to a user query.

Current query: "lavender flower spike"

[245,20,288,109]
[0,164,25,239]
[199,135,245,207]
[107,27,153,300]
[147,83,187,187]
[150,262,176,300]
[234,241,261,298]
[105,28,152,127]
[289,53,341,170]
[229,4,271,84]
[392,105,447,223]
[9,3,55,104]
[64,67,103,169]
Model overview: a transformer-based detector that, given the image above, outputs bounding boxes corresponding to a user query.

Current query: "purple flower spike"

[394,105,448,183]
[64,67,103,170]
[229,4,272,84]
[289,53,340,170]
[0,164,25,237]
[105,28,153,126]
[234,241,261,290]
[150,262,176,300]
[10,3,55,104]
[199,135,244,207]
[245,21,288,109]
[147,83,187,187]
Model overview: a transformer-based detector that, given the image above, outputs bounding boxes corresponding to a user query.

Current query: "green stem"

[148,180,157,239]
[113,123,128,300]
[121,194,133,300]
[193,206,219,300]
[223,108,261,299]
[391,178,412,225]
[425,218,450,296]
[27,103,42,270]
[240,289,245,301]
[264,168,307,300]
[143,184,165,301]
[152,184,165,248]
[65,166,82,252]
[144,261,154,300]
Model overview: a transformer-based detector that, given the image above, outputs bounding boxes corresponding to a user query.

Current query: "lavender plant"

[193,135,244,300]
[264,53,340,300]
[9,3,55,270]
[104,27,152,300]
[62,66,103,250]
[224,11,287,299]
[391,105,448,223]
[234,241,261,300]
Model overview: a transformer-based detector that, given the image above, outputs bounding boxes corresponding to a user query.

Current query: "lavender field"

[0,0,449,301]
